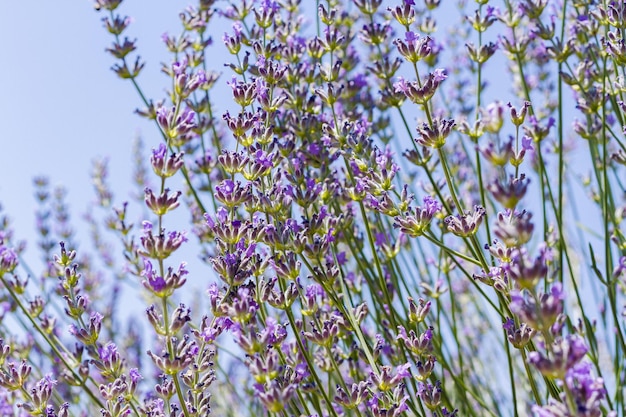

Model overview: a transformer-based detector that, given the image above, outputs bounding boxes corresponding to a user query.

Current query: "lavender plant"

[1,0,625,416]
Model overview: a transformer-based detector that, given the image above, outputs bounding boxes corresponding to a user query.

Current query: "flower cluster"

[2,0,626,416]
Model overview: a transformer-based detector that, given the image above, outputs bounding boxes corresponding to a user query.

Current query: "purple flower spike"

[394,195,442,237]
[444,205,486,237]
[528,335,588,379]
[98,342,118,362]
[141,259,167,293]
[0,245,18,274]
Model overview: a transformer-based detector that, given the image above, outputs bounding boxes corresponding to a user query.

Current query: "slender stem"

[0,274,105,409]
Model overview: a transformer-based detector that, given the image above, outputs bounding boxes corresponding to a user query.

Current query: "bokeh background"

[1,1,196,267]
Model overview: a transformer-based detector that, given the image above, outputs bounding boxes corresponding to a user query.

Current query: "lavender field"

[0,1,623,416]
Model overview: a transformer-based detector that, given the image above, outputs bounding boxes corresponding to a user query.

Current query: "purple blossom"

[532,361,610,417]
[216,179,235,197]
[142,220,153,232]
[294,362,309,381]
[0,244,18,274]
[253,150,273,169]
[141,259,166,292]
[393,77,409,94]
[202,316,234,342]
[308,142,321,156]
[98,342,118,362]
[172,59,187,76]
[204,213,215,229]
[423,195,442,216]
[259,0,280,13]
[305,283,324,299]
[216,206,228,223]
[405,31,419,43]
[254,78,269,102]
[129,368,142,384]
[394,196,441,236]
[522,135,534,150]
[151,143,167,165]
[432,68,447,82]
[374,232,388,247]
[528,335,588,379]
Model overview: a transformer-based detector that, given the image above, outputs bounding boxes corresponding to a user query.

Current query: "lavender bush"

[1,0,625,415]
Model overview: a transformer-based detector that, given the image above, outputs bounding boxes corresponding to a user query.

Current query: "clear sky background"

[0,1,186,265]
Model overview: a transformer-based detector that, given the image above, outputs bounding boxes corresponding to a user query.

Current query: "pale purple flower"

[98,342,118,362]
[432,68,447,82]
[0,245,18,274]
[129,368,142,384]
[141,259,166,292]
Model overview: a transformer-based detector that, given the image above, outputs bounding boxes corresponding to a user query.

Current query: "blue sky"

[0,1,184,262]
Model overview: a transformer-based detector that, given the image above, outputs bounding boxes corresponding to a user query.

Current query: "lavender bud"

[144,188,182,215]
[141,259,187,297]
[354,0,383,15]
[156,106,197,142]
[0,339,11,365]
[360,22,391,47]
[505,247,548,290]
[139,222,188,260]
[218,150,249,174]
[488,174,529,209]
[508,101,531,126]
[444,205,486,237]
[318,4,336,25]
[393,196,442,237]
[335,380,370,408]
[395,70,448,106]
[416,355,437,381]
[503,318,535,349]
[102,15,131,35]
[170,304,191,333]
[155,378,176,399]
[0,360,31,390]
[397,326,433,356]
[146,305,166,335]
[150,143,184,178]
[214,180,252,208]
[485,239,514,262]
[256,381,295,413]
[418,381,442,410]
[407,297,431,323]
[0,244,18,275]
[302,320,340,347]
[388,3,415,26]
[416,118,455,149]
[494,209,534,247]
[370,363,411,391]
[528,335,588,379]
[95,342,122,378]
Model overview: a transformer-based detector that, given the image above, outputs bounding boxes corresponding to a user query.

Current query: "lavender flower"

[528,335,588,379]
[150,143,184,177]
[418,381,442,410]
[5,1,626,416]
[394,195,442,237]
[0,244,17,275]
[444,205,486,237]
